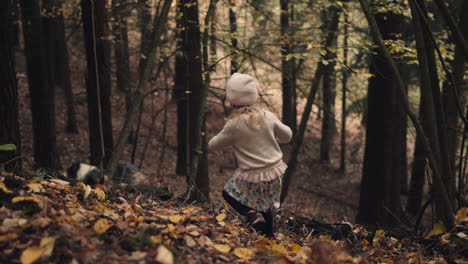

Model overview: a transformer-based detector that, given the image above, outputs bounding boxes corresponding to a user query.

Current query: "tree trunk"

[358,0,455,229]
[443,0,468,203]
[20,0,61,170]
[0,0,21,172]
[356,9,404,227]
[407,135,426,217]
[281,8,340,203]
[179,0,210,201]
[229,0,238,74]
[43,0,78,134]
[112,0,131,95]
[81,0,114,167]
[280,0,297,134]
[320,7,339,163]
[413,0,455,206]
[339,12,349,173]
[175,0,189,176]
[106,0,173,178]
[138,0,151,78]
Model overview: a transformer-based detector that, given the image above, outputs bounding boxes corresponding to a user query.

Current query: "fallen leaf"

[184,235,196,247]
[233,247,254,260]
[0,182,13,194]
[213,244,231,253]
[20,246,44,264]
[27,183,44,193]
[12,196,41,204]
[94,187,106,200]
[426,222,447,238]
[93,218,113,234]
[40,237,56,257]
[155,245,173,264]
[169,214,185,224]
[216,213,226,222]
[0,233,18,242]
[455,208,468,225]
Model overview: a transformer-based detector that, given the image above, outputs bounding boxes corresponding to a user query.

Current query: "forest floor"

[1,172,467,264]
[10,48,467,263]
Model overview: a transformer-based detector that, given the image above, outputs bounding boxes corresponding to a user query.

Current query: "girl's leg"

[222,190,252,216]
[262,209,274,237]
[222,190,266,232]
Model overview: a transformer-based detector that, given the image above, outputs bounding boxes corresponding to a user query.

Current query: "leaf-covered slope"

[0,171,467,263]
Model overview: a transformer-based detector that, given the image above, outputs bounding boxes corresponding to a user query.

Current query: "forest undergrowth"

[1,171,467,264]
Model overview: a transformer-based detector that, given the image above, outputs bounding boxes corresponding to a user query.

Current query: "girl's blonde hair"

[229,104,265,129]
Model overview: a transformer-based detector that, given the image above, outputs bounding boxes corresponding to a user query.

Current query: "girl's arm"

[208,122,234,151]
[270,112,292,143]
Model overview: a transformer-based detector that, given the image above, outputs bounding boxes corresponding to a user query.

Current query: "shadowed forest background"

[1,0,468,262]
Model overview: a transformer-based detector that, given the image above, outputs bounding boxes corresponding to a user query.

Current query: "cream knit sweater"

[208,110,292,172]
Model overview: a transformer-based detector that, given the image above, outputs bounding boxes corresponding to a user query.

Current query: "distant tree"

[112,0,131,96]
[320,6,339,163]
[43,0,78,133]
[356,7,405,227]
[229,0,239,74]
[179,0,210,201]
[0,0,21,172]
[280,0,297,133]
[339,12,349,173]
[81,0,114,167]
[19,0,61,170]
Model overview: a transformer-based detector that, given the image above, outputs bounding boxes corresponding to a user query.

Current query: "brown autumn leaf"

[93,218,113,234]
[155,245,174,264]
[213,244,231,254]
[233,247,255,260]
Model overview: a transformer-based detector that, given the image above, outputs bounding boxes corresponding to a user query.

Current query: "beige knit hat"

[225,73,258,106]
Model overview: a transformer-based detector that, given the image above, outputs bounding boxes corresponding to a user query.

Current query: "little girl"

[208,73,292,237]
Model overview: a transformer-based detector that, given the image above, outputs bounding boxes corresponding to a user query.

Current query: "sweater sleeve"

[270,112,292,143]
[208,121,234,151]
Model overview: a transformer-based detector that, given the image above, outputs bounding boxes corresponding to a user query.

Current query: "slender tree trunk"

[43,0,78,134]
[339,12,349,173]
[281,8,340,203]
[106,0,173,178]
[229,0,238,74]
[0,0,21,172]
[280,0,297,133]
[11,0,20,48]
[356,9,404,227]
[20,0,61,170]
[180,0,210,201]
[81,0,114,167]
[407,135,426,217]
[444,0,468,203]
[175,0,189,175]
[112,0,131,95]
[413,0,455,206]
[138,0,151,77]
[320,7,339,163]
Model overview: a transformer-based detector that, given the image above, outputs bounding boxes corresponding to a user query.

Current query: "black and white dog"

[64,162,145,186]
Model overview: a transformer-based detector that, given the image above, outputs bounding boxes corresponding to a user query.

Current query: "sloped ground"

[1,172,467,264]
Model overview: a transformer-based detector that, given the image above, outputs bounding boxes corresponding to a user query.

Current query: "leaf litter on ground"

[0,171,467,263]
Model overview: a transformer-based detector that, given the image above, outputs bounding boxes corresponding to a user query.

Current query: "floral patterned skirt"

[223,175,282,213]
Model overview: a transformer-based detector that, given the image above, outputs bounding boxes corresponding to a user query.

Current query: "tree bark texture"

[20,0,61,170]
[357,0,455,229]
[43,0,78,133]
[356,10,405,228]
[320,7,339,163]
[0,0,22,172]
[81,0,114,167]
[281,8,340,203]
[280,0,297,134]
[179,0,210,201]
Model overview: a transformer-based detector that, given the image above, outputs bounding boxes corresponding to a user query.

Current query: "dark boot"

[247,211,266,233]
[262,210,274,237]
